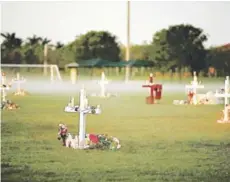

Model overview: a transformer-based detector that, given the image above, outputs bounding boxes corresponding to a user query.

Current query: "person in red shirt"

[57,124,68,146]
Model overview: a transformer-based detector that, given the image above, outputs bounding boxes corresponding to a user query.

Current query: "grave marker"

[142,73,162,104]
[0,72,11,102]
[215,76,230,123]
[91,71,117,97]
[98,71,109,97]
[11,72,27,95]
[64,87,101,149]
[185,71,204,105]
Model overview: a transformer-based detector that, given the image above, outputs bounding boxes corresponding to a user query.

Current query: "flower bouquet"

[13,89,30,96]
[1,100,20,110]
[86,134,121,150]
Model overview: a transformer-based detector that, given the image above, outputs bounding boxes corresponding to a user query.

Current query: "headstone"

[64,87,101,149]
[142,73,162,104]
[185,71,204,105]
[215,76,230,123]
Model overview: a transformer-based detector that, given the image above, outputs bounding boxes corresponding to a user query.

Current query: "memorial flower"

[1,100,20,110]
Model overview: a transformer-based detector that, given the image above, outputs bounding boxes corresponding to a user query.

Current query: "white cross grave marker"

[11,72,26,95]
[185,71,204,105]
[64,87,101,149]
[215,76,230,123]
[98,71,109,97]
[0,72,11,102]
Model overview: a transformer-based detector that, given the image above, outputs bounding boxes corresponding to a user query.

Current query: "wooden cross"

[0,72,11,102]
[142,73,162,104]
[215,76,230,123]
[148,73,154,84]
[11,72,26,94]
[64,87,101,149]
[98,71,109,97]
[185,71,204,105]
[142,73,155,97]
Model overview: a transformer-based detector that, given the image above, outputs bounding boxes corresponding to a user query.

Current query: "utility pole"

[43,44,48,76]
[125,0,130,82]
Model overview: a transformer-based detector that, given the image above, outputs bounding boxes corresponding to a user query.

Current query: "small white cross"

[11,72,26,94]
[215,76,230,123]
[0,72,11,102]
[185,71,204,105]
[98,71,109,97]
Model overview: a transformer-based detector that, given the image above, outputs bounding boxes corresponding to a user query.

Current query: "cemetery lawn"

[1,93,230,182]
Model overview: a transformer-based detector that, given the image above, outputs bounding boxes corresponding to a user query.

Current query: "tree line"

[1,24,230,76]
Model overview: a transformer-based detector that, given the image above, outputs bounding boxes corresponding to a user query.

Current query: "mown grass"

[1,93,230,182]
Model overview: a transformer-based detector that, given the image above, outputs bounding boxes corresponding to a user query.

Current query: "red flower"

[89,134,99,144]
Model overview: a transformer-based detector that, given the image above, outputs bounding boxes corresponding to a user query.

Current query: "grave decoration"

[173,71,207,105]
[0,72,19,110]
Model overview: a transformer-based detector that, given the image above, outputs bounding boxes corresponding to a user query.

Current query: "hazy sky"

[1,1,230,47]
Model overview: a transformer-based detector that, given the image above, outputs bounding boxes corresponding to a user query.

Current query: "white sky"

[1,1,230,47]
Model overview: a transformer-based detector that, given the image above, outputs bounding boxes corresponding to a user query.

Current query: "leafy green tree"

[120,44,152,61]
[49,42,64,66]
[24,48,39,64]
[167,24,207,73]
[60,43,76,67]
[151,24,207,75]
[48,42,76,68]
[150,29,176,72]
[74,31,120,61]
[206,44,230,76]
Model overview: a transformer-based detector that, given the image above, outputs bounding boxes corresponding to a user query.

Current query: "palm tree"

[23,35,42,65]
[55,41,64,49]
[41,37,51,46]
[27,35,42,46]
[1,32,22,50]
[1,32,23,65]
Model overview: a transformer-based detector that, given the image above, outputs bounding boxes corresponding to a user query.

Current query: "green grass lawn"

[1,93,230,182]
